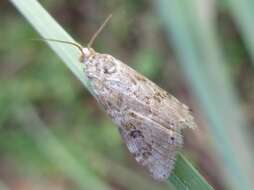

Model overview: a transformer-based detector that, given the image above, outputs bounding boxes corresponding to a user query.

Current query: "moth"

[42,15,197,181]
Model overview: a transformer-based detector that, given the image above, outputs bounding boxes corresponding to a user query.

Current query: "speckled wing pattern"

[83,50,197,181]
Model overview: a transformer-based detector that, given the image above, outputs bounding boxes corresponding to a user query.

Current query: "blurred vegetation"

[1,0,254,190]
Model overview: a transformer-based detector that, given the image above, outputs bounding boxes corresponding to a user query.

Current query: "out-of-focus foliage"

[1,0,254,190]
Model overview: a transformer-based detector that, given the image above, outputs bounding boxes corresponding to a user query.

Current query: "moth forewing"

[81,49,196,180]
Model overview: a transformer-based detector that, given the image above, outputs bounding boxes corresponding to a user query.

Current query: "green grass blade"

[169,154,213,190]
[226,0,254,63]
[10,0,214,189]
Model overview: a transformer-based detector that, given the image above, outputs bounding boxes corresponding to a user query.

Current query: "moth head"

[80,47,95,62]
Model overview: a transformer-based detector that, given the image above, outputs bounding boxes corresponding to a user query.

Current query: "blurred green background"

[1,0,254,190]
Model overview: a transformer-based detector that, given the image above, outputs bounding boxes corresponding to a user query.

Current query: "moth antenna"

[87,14,112,48]
[32,38,84,61]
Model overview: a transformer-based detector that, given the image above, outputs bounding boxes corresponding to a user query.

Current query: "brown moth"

[43,15,197,181]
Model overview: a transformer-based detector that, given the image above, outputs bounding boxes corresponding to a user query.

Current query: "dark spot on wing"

[116,95,123,107]
[160,91,168,98]
[124,122,136,131]
[130,130,144,138]
[133,91,137,97]
[168,135,178,145]
[144,96,150,104]
[153,95,162,103]
[129,112,137,118]
[153,91,169,103]
[141,144,152,159]
[142,151,152,159]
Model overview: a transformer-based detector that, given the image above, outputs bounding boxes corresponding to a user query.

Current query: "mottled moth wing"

[83,50,196,180]
[119,110,182,180]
